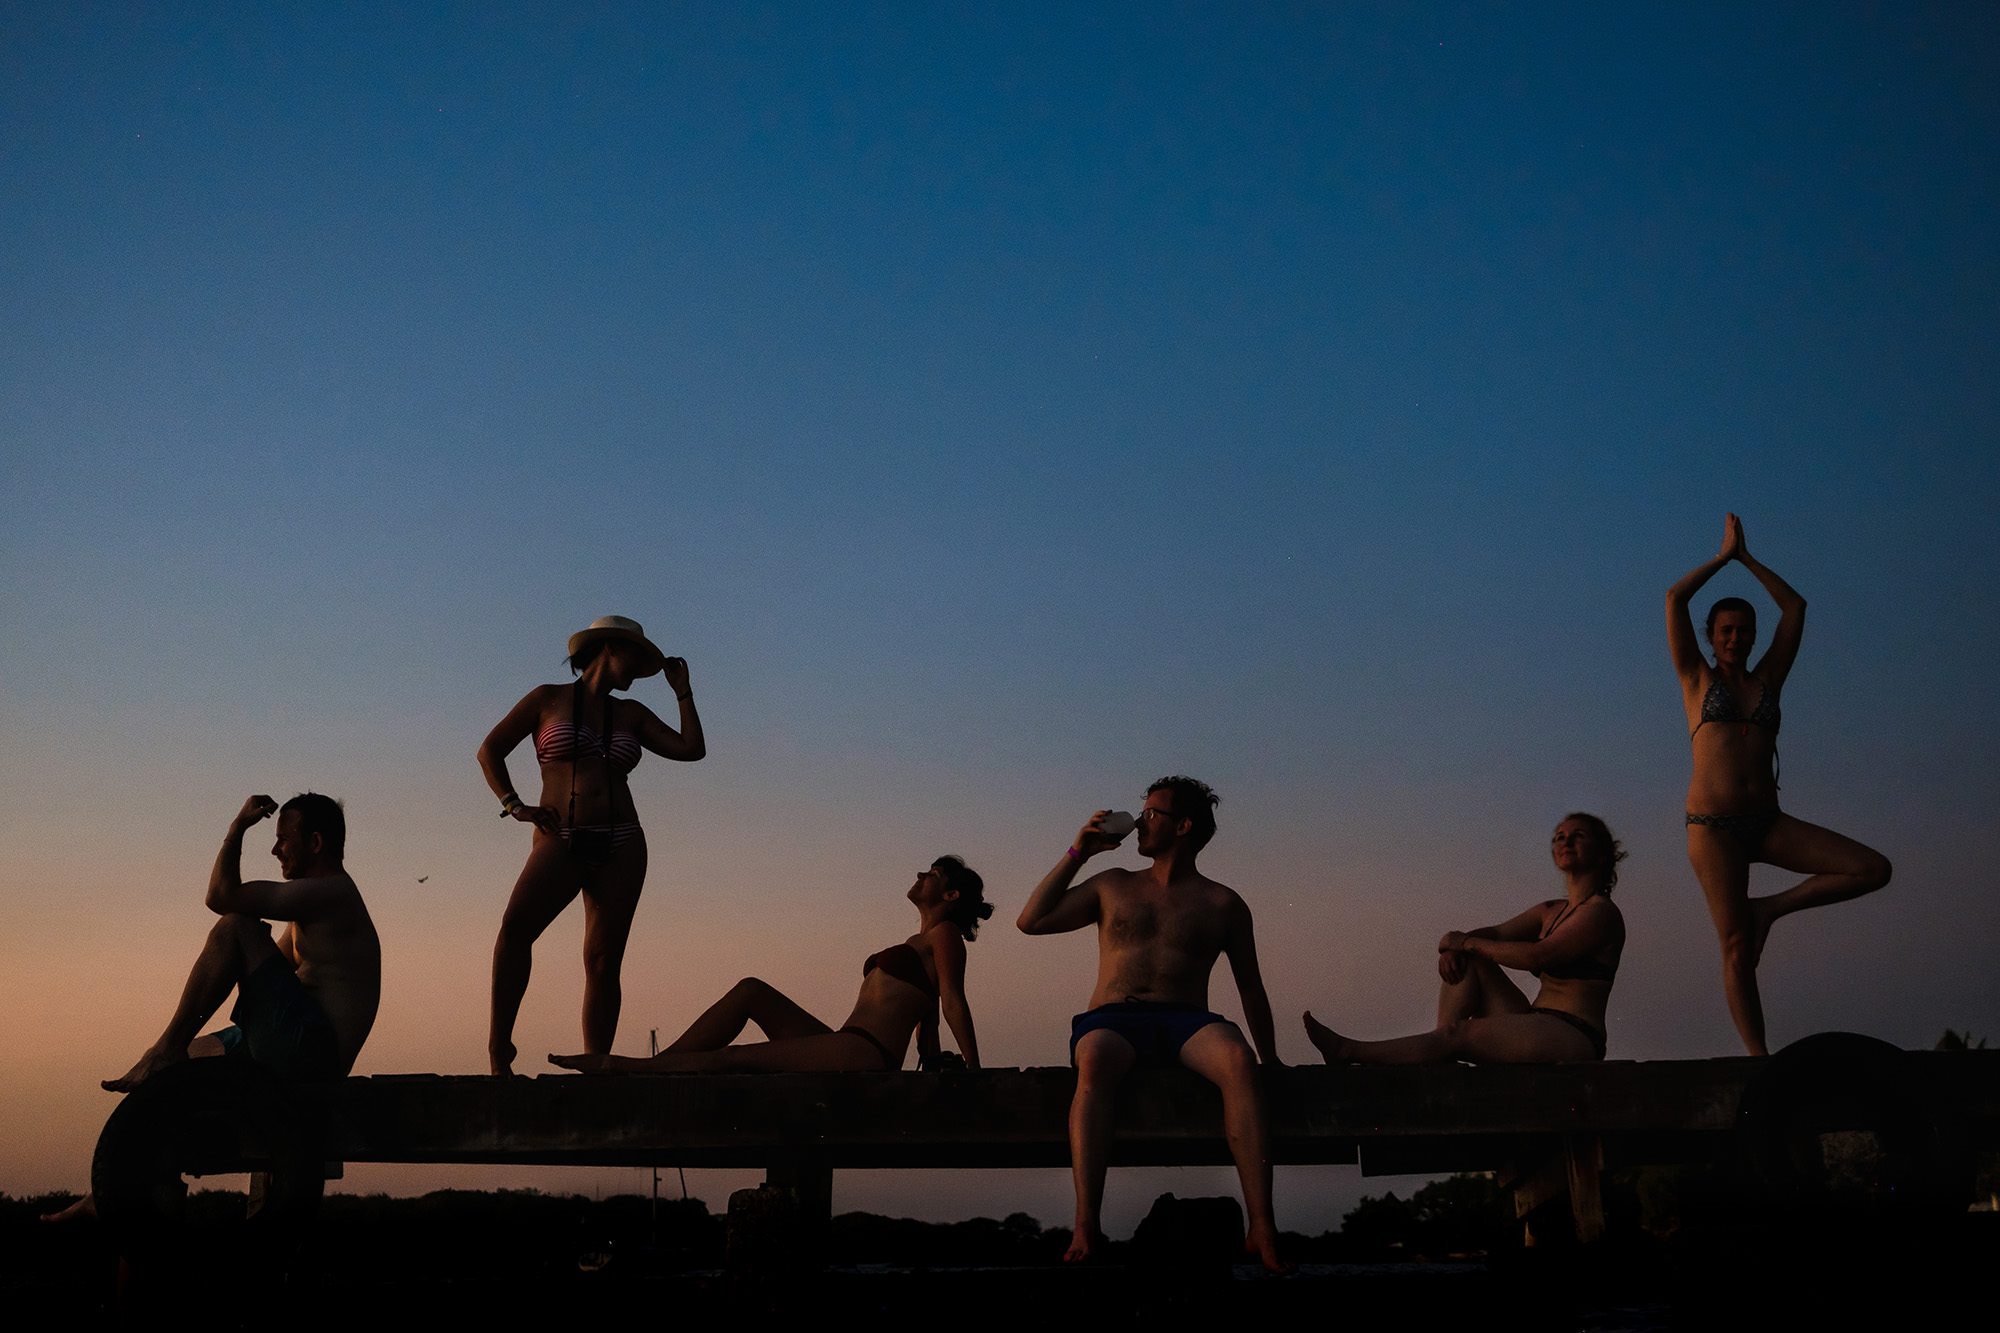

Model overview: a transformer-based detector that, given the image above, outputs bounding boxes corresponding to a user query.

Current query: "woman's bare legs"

[1436,953,1532,1028]
[550,1029,885,1074]
[492,832,649,1075]
[1690,815,1891,1057]
[549,975,892,1073]
[665,977,832,1051]
[1305,955,1552,1064]
[579,835,648,1056]
[1755,815,1892,957]
[1687,824,1764,1055]
[490,838,579,1074]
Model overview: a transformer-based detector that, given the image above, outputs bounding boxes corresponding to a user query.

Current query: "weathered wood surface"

[290,1050,1998,1175]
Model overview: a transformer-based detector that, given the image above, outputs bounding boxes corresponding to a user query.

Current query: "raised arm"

[1731,520,1807,689]
[929,923,980,1069]
[1015,812,1119,936]
[1668,523,1734,687]
[478,685,560,832]
[206,795,352,921]
[205,794,275,911]
[1223,894,1281,1066]
[634,657,706,761]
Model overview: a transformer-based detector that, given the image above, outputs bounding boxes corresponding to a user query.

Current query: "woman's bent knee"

[1867,852,1893,890]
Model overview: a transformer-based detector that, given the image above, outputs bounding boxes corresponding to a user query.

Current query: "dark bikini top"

[1532,894,1619,983]
[1692,673,1781,739]
[863,942,938,998]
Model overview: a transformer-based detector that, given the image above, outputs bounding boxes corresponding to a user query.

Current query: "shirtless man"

[44,793,380,1222]
[1016,776,1287,1272]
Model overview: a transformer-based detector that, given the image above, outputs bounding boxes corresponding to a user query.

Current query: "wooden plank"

[322,1059,1770,1167]
[164,1051,2000,1175]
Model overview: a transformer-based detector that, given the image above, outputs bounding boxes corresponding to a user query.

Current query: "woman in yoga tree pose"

[478,616,706,1075]
[1668,513,1890,1055]
[551,856,988,1073]
[1303,814,1627,1064]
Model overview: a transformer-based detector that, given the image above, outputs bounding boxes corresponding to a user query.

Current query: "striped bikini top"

[535,720,642,773]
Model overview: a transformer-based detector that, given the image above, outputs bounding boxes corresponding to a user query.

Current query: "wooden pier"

[92,1034,2000,1253]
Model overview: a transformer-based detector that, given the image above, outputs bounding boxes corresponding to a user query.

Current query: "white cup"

[1100,810,1136,843]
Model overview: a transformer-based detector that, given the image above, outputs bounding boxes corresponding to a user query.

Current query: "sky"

[2,2,1996,1236]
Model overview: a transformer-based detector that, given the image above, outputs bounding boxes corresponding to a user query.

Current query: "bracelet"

[500,793,523,817]
[676,691,692,702]
[1066,845,1082,861]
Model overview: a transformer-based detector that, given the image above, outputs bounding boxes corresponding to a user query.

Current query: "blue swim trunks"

[1069,1000,1232,1068]
[215,955,343,1080]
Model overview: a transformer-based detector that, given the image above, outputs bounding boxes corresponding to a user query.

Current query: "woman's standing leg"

[490,835,583,1075]
[578,833,648,1055]
[1688,825,1765,1055]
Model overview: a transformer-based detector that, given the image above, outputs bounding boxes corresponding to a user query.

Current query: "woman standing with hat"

[477,616,705,1075]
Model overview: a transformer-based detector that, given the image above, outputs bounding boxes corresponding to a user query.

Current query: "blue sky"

[3,2,1995,1232]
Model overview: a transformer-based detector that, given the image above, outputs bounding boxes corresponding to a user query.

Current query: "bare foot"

[1063,1224,1106,1264]
[1302,1011,1353,1064]
[39,1193,97,1224]
[1245,1223,1292,1275]
[102,1043,184,1093]
[489,1040,517,1077]
[548,1052,613,1073]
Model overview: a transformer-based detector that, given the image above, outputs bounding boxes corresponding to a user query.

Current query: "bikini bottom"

[559,822,643,865]
[1686,809,1778,856]
[1530,1006,1607,1061]
[837,1025,899,1070]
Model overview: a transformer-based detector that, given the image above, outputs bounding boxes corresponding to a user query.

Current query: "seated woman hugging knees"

[1304,813,1627,1065]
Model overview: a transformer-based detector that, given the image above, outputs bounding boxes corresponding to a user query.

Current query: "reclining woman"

[552,856,989,1073]
[1303,814,1627,1064]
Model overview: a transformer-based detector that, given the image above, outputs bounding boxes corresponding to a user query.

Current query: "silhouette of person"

[44,793,379,1223]
[1304,813,1627,1065]
[1017,776,1288,1273]
[551,856,987,1072]
[1668,514,1891,1055]
[478,616,706,1075]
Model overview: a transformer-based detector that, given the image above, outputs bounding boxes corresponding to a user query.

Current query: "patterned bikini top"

[1692,673,1781,740]
[535,720,642,773]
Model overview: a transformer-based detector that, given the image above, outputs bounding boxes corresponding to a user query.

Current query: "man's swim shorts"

[214,954,343,1080]
[1069,1000,1233,1068]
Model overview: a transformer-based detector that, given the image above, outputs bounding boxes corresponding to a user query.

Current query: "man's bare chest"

[1102,894,1221,956]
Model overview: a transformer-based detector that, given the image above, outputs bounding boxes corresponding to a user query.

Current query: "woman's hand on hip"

[513,803,561,834]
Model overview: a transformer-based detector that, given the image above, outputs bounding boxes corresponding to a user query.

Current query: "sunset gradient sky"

[3,3,1996,1234]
